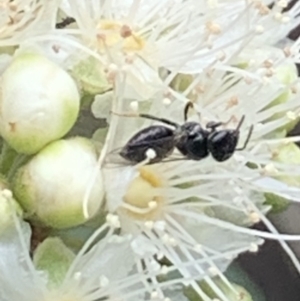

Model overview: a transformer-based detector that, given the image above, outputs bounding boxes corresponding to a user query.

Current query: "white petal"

[0,220,47,301]
[70,236,135,285]
[91,91,113,120]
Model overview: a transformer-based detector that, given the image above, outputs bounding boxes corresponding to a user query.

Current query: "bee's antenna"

[184,101,194,121]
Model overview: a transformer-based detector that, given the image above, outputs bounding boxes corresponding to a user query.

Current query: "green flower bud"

[238,47,299,137]
[273,142,300,186]
[264,63,299,134]
[13,137,104,229]
[0,52,80,154]
[265,143,300,213]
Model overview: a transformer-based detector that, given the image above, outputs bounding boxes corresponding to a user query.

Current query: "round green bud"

[13,137,104,229]
[0,52,80,154]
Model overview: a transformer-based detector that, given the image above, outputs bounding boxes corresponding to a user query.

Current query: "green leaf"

[33,237,75,289]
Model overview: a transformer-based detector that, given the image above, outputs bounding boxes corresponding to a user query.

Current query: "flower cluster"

[1,0,300,301]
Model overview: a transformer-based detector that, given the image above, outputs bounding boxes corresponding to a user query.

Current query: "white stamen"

[169,237,178,247]
[249,243,259,253]
[74,272,81,281]
[277,0,288,8]
[106,213,121,228]
[107,63,118,72]
[157,251,164,260]
[106,63,119,82]
[100,275,110,287]
[145,220,154,229]
[130,101,139,112]
[163,97,172,106]
[148,201,158,209]
[161,265,169,274]
[249,211,260,224]
[146,148,157,160]
[255,25,264,34]
[194,244,202,252]
[151,291,159,299]
[262,163,279,175]
[162,234,170,244]
[154,220,166,231]
[286,111,297,120]
[274,12,283,21]
[208,266,219,276]
[282,16,290,23]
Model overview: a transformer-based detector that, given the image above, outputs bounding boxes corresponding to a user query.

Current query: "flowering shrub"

[1,1,300,300]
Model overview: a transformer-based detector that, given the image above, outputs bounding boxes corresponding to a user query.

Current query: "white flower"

[85,0,300,122]
[2,1,300,300]
[0,192,146,301]
[12,137,104,229]
[23,0,297,101]
[84,41,300,300]
[0,51,80,154]
[0,0,59,48]
[0,190,225,301]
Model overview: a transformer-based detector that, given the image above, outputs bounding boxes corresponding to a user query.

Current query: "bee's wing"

[160,154,189,163]
[104,135,190,168]
[103,146,135,168]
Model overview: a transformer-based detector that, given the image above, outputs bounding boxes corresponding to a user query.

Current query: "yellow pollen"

[122,166,166,220]
[96,20,145,53]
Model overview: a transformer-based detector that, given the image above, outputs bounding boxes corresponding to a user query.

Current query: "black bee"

[114,102,253,164]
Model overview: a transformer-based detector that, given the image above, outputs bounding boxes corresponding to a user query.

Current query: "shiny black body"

[208,129,239,161]
[176,122,209,160]
[119,103,252,164]
[120,125,175,164]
